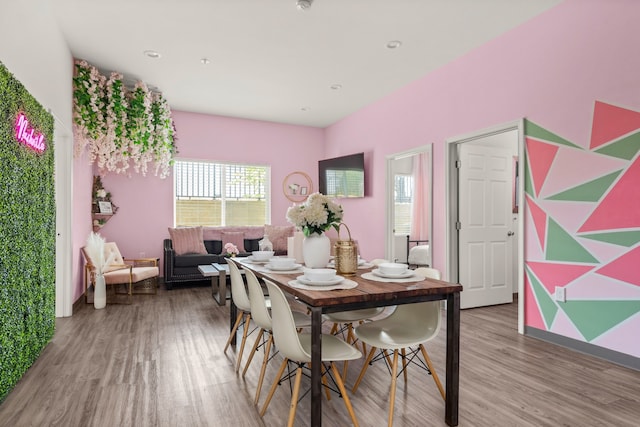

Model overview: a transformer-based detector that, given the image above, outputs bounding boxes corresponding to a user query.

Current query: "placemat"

[361,272,425,283]
[287,278,358,291]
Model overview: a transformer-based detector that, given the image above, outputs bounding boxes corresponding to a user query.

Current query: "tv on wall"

[318,152,365,198]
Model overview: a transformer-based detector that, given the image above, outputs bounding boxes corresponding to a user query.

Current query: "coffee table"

[198,263,240,305]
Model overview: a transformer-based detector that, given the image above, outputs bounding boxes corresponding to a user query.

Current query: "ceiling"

[53,0,562,128]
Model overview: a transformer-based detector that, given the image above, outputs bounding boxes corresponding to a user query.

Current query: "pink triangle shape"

[590,101,640,149]
[595,246,640,287]
[526,194,547,250]
[525,273,547,330]
[526,137,558,197]
[579,156,640,232]
[526,261,595,293]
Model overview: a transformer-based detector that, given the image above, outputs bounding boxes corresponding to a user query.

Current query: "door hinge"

[455,160,461,169]
[456,221,461,230]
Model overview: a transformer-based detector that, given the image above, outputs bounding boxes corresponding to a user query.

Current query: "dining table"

[229,257,462,427]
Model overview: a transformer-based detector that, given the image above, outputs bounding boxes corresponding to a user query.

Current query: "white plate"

[266,263,302,271]
[372,268,414,279]
[246,256,270,264]
[296,275,345,286]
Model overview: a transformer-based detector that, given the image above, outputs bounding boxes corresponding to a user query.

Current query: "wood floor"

[1,283,639,427]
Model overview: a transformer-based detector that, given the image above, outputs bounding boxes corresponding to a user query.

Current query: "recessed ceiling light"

[330,84,342,90]
[200,58,211,65]
[144,50,161,59]
[386,40,402,49]
[296,0,313,11]
[300,107,310,112]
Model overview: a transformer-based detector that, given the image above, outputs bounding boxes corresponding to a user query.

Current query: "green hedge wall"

[0,61,56,402]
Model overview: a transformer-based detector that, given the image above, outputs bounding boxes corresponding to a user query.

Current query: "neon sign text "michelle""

[15,113,46,153]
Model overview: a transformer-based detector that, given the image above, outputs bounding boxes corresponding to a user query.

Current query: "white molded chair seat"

[242,268,310,404]
[352,267,445,427]
[223,259,255,372]
[261,281,362,427]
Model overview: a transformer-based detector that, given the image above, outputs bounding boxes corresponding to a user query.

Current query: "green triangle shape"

[546,218,599,263]
[546,170,621,202]
[524,120,582,149]
[526,265,558,328]
[579,230,640,247]
[559,300,640,341]
[594,131,640,160]
[524,152,534,197]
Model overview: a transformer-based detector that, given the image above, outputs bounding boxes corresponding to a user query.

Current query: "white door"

[458,140,514,309]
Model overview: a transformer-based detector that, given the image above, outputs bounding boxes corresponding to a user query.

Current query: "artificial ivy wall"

[0,61,56,402]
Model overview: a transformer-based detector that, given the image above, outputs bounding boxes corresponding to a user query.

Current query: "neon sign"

[15,113,46,153]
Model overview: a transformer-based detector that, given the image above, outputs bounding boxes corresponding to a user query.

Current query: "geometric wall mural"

[524,101,640,359]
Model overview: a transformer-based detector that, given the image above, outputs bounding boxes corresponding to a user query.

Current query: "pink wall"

[87,111,324,290]
[324,0,640,274]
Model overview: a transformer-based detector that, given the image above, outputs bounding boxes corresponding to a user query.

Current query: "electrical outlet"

[554,286,566,302]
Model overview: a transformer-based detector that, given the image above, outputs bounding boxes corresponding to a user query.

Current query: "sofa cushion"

[168,226,207,255]
[204,240,223,255]
[220,231,245,254]
[244,238,261,252]
[264,224,295,252]
[174,253,218,267]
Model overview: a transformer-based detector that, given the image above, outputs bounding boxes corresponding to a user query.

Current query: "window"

[174,160,270,226]
[394,174,413,235]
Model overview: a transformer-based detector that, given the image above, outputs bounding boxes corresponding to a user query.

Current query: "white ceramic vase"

[94,273,106,309]
[303,233,331,268]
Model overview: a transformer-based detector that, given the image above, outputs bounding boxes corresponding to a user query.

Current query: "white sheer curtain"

[410,152,429,241]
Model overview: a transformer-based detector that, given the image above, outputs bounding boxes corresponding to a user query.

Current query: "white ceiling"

[53,0,562,128]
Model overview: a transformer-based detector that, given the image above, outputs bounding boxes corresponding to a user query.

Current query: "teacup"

[303,268,336,282]
[269,257,296,269]
[378,262,408,276]
[252,250,274,261]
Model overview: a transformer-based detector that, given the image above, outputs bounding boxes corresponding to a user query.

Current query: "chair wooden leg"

[287,367,304,427]
[352,346,377,393]
[236,313,252,372]
[388,350,399,427]
[382,349,393,369]
[330,322,339,335]
[224,311,245,353]
[419,344,445,401]
[260,358,289,416]
[243,328,264,377]
[254,334,273,404]
[331,362,359,427]
[320,364,331,400]
[401,348,408,383]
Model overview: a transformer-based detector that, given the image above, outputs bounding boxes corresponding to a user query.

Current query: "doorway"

[446,121,524,333]
[385,145,432,267]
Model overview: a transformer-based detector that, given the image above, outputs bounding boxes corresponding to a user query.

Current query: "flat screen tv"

[318,152,365,198]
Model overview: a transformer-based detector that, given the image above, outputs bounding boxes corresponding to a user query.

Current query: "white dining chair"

[241,268,311,404]
[223,260,254,372]
[351,267,445,427]
[260,280,362,427]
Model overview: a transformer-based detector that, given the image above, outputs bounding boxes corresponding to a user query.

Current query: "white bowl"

[269,257,296,269]
[252,250,274,261]
[303,268,337,282]
[378,262,408,276]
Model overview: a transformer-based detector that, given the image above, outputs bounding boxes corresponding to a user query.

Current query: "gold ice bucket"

[334,223,358,276]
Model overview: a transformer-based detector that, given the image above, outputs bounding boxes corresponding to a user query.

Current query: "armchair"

[82,242,159,304]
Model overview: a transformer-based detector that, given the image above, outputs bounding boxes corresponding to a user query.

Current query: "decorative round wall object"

[283,171,313,202]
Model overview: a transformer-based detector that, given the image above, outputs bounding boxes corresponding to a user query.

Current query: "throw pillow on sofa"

[264,224,294,253]
[168,226,207,256]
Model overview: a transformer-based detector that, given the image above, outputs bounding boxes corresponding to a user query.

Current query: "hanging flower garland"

[72,59,178,178]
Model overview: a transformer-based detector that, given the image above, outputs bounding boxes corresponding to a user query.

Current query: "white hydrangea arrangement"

[286,192,343,237]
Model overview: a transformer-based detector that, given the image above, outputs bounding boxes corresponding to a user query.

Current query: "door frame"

[445,120,525,333]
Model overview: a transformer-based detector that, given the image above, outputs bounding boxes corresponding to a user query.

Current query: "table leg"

[310,307,323,427]
[445,292,460,426]
[228,269,237,347]
[212,270,227,306]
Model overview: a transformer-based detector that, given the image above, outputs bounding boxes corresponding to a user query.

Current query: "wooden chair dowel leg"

[352,346,377,393]
[419,344,445,401]
[224,311,245,353]
[331,362,359,427]
[388,350,399,427]
[260,358,289,416]
[242,328,264,377]
[287,367,303,427]
[254,334,273,404]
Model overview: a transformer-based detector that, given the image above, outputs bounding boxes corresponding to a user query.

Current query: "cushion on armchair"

[264,224,295,253]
